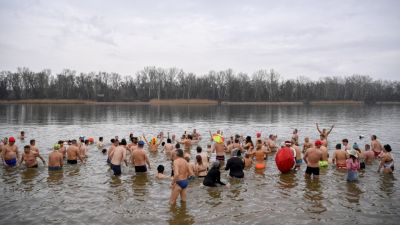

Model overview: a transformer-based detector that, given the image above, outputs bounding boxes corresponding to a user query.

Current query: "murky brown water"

[0,104,399,224]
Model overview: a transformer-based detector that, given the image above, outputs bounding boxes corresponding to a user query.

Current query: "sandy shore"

[0,99,398,105]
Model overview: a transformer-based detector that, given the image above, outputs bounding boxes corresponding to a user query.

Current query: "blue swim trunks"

[5,158,17,167]
[48,166,62,171]
[296,159,303,165]
[176,179,189,189]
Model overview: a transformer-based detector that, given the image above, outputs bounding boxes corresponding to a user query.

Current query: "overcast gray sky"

[0,0,399,80]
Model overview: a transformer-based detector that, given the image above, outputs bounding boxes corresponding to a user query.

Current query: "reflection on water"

[0,104,399,225]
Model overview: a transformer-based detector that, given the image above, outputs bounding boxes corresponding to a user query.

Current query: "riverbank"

[0,99,399,105]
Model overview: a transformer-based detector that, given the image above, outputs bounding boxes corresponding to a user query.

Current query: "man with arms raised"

[2,136,19,167]
[131,140,151,173]
[304,140,323,179]
[170,149,190,205]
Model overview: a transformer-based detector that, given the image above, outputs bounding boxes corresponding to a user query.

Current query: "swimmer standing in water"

[2,137,19,167]
[48,144,64,171]
[170,149,191,205]
[143,133,164,152]
[304,140,323,179]
[316,123,334,140]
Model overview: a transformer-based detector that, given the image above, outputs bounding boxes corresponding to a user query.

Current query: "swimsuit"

[67,160,78,164]
[373,150,381,157]
[48,166,62,171]
[319,160,328,168]
[295,159,302,166]
[216,155,225,161]
[28,164,38,168]
[255,163,265,169]
[305,166,320,176]
[384,160,394,171]
[111,164,122,176]
[336,162,347,169]
[135,165,147,173]
[5,158,17,167]
[347,170,358,181]
[176,179,189,189]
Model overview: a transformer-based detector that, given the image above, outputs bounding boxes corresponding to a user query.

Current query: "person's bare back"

[48,151,63,167]
[67,145,79,160]
[304,147,322,168]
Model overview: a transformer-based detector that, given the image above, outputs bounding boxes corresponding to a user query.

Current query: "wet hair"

[30,139,35,145]
[21,131,25,134]
[176,149,184,157]
[161,142,165,146]
[84,140,89,144]
[175,143,181,149]
[342,139,348,143]
[99,137,103,141]
[335,144,341,149]
[120,139,127,145]
[157,165,164,173]
[245,153,250,158]
[246,136,252,143]
[196,155,202,164]
[207,144,211,148]
[167,138,172,144]
[102,149,107,154]
[24,145,30,150]
[196,146,202,153]
[72,139,77,144]
[58,140,63,145]
[188,135,193,140]
[372,135,377,140]
[257,139,262,145]
[234,139,239,143]
[384,144,392,152]
[110,138,115,144]
[365,144,371,151]
[133,137,138,144]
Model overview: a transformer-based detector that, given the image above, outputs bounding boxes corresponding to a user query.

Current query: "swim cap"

[138,140,145,145]
[314,140,322,146]
[285,140,292,146]
[9,137,15,142]
[53,144,61,150]
[352,143,359,150]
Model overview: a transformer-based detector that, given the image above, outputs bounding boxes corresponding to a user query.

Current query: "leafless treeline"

[0,67,399,102]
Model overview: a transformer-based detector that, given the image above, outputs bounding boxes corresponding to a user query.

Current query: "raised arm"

[327,124,335,135]
[316,123,322,135]
[142,134,150,146]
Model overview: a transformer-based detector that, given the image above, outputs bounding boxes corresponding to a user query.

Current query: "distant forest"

[0,67,399,102]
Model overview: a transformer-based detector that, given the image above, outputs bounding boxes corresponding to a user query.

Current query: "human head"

[132,137,138,144]
[285,140,292,147]
[342,139,349,145]
[58,140,63,146]
[293,129,298,134]
[314,140,322,147]
[335,143,341,150]
[113,139,119,146]
[196,155,202,164]
[256,132,261,138]
[176,149,184,158]
[304,137,309,142]
[9,136,15,145]
[120,139,127,146]
[167,138,172,144]
[384,144,392,152]
[24,145,30,153]
[151,137,157,145]
[365,144,370,151]
[196,146,202,153]
[234,139,239,144]
[212,161,220,169]
[353,143,360,150]
[110,138,115,144]
[371,135,377,140]
[207,144,211,148]
[21,131,25,135]
[30,139,35,145]
[84,139,89,145]
[175,143,180,149]
[157,165,165,173]
[138,140,145,148]
[246,136,252,143]
[245,153,250,158]
[72,139,77,145]
[53,144,60,150]
[99,137,103,142]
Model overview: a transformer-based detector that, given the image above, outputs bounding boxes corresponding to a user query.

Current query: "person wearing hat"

[225,149,245,179]
[131,140,151,173]
[48,144,63,171]
[346,149,360,181]
[2,136,19,167]
[143,133,164,152]
[303,140,323,179]
[20,144,46,168]
[203,161,227,187]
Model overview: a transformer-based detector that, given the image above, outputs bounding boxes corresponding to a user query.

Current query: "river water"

[0,104,399,225]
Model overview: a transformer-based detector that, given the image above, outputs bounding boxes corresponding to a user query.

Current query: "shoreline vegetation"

[0,99,399,106]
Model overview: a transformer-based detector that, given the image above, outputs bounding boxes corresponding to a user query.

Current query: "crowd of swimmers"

[0,124,395,204]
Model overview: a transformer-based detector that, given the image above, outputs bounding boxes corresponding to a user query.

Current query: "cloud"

[0,0,399,80]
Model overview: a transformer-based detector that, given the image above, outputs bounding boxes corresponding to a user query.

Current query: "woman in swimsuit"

[378,144,394,173]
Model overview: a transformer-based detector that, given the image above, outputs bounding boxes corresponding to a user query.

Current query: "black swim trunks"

[111,164,121,176]
[305,166,320,176]
[67,160,78,164]
[135,165,147,173]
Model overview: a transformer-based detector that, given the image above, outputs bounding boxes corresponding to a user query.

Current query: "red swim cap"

[9,136,15,142]
[315,140,322,146]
